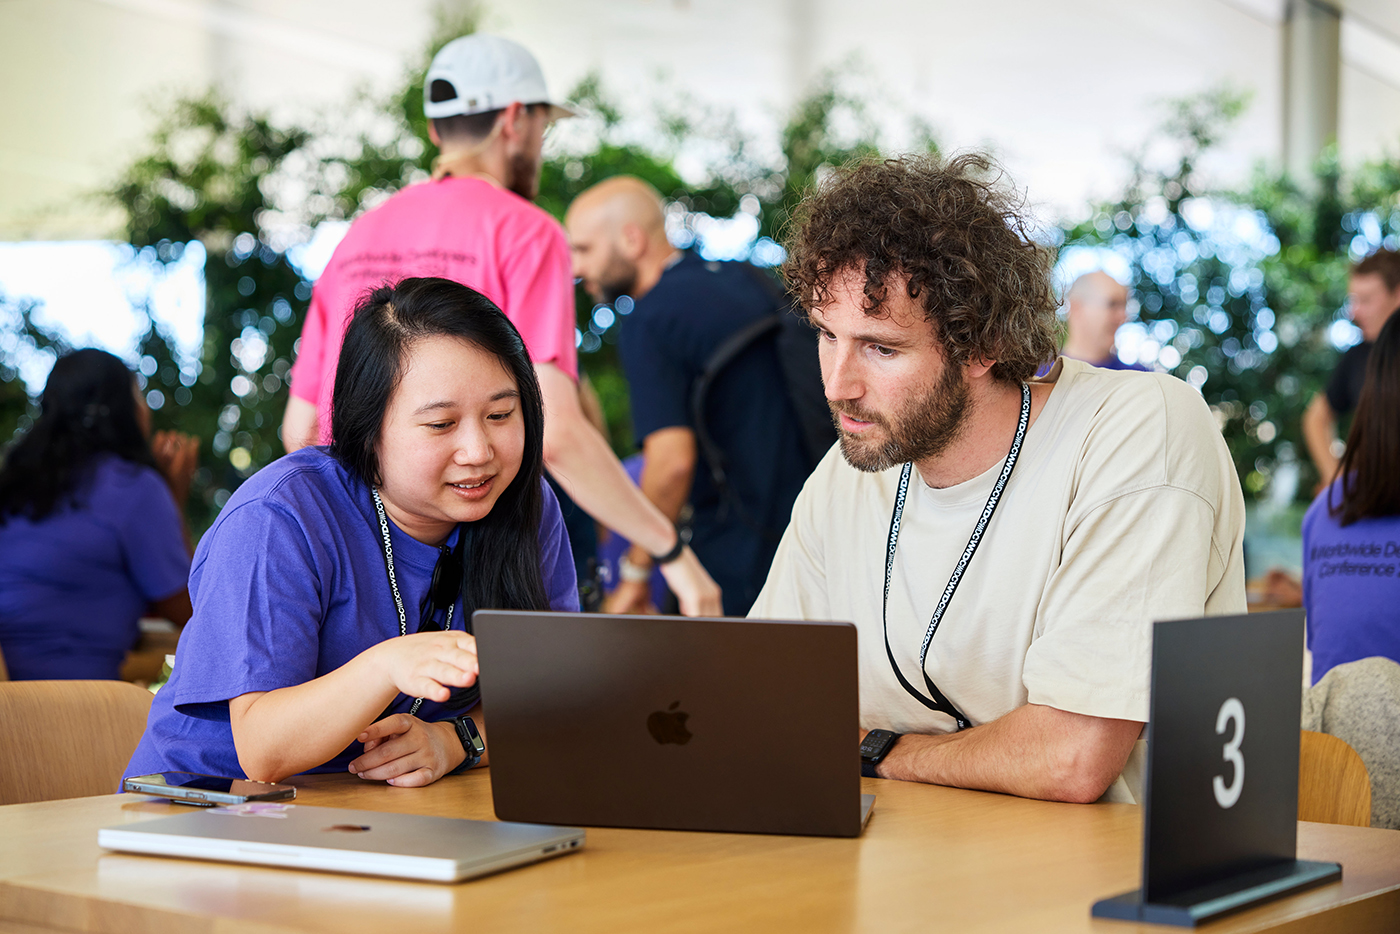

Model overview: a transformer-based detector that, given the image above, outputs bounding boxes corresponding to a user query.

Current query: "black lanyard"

[881,382,1031,731]
[371,487,458,717]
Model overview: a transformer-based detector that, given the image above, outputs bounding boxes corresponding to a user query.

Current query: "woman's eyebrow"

[413,390,519,415]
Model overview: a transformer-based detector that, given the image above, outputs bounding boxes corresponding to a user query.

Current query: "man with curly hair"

[751,154,1246,804]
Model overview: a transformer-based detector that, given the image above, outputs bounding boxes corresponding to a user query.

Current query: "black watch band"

[449,715,485,774]
[649,526,687,565]
[860,729,902,779]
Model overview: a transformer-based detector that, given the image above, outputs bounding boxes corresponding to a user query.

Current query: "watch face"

[860,730,896,759]
[456,717,485,755]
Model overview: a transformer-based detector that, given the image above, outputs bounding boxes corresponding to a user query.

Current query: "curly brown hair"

[781,153,1059,383]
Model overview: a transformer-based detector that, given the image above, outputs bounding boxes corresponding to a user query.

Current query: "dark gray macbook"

[473,611,872,837]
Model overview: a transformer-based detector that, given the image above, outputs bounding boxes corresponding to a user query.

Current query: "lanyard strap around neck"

[881,382,1031,731]
[371,487,455,717]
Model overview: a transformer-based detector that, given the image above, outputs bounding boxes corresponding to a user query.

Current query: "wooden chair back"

[0,643,8,681]
[1298,729,1372,827]
[0,680,153,806]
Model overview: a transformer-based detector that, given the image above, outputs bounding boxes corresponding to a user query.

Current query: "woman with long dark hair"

[126,278,576,787]
[0,348,195,680]
[1302,313,1400,683]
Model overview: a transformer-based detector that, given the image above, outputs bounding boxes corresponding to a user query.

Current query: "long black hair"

[0,348,154,524]
[329,277,551,615]
[1329,313,1400,525]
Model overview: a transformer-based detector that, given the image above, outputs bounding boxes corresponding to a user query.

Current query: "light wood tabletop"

[0,771,1396,934]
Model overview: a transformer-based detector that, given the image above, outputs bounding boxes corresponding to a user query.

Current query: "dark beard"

[600,272,639,305]
[831,360,970,473]
[506,151,540,201]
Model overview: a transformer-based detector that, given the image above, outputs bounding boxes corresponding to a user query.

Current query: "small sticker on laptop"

[208,803,296,818]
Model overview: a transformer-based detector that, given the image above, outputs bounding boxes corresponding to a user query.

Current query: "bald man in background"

[566,177,811,616]
[1061,271,1147,371]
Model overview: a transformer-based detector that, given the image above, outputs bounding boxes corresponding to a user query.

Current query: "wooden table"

[1,772,1396,934]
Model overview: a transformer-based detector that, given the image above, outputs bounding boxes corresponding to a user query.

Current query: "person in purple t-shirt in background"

[1060,271,1149,372]
[0,348,196,681]
[126,278,577,789]
[1302,312,1400,683]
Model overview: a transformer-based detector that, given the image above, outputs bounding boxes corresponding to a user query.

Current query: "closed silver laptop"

[473,611,872,837]
[99,803,584,882]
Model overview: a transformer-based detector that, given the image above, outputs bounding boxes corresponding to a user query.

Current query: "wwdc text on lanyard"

[880,383,1031,731]
[371,488,466,718]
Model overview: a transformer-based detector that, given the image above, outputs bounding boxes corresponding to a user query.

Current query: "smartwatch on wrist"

[618,554,653,583]
[449,715,485,774]
[859,729,902,779]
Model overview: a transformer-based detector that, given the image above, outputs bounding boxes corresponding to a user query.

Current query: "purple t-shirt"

[125,447,577,779]
[0,455,188,680]
[1302,480,1400,684]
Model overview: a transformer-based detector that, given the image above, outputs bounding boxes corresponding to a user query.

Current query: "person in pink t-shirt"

[283,34,720,616]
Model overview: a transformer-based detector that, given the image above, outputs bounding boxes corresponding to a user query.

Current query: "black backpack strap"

[690,313,782,539]
[741,265,836,469]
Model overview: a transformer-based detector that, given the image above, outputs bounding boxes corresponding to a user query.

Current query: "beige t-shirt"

[750,359,1247,802]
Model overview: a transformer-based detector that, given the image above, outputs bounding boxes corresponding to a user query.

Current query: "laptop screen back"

[473,611,861,837]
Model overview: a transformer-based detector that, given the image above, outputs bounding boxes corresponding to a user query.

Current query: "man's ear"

[965,357,997,379]
[427,121,441,147]
[498,101,527,143]
[620,222,648,261]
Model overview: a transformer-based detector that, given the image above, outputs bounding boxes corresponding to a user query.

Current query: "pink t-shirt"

[289,175,579,442]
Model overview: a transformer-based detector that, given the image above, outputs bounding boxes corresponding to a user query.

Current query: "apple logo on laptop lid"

[647,701,692,745]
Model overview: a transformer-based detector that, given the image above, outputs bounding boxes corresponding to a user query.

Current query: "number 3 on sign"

[1213,697,1245,809]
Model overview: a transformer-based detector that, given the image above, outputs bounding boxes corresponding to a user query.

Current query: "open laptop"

[472,610,873,837]
[99,803,584,882]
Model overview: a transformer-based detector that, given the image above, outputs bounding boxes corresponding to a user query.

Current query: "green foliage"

[1062,88,1400,504]
[107,95,316,532]
[0,292,67,444]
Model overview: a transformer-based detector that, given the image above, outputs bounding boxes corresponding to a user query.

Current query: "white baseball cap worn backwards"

[424,35,574,122]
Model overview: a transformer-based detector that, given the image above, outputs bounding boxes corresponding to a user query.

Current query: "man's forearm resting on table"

[873,703,1142,804]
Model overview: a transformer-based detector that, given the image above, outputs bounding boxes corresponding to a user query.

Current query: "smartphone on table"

[123,772,296,806]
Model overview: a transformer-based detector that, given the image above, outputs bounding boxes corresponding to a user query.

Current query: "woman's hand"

[152,430,200,503]
[371,631,479,702]
[349,715,465,786]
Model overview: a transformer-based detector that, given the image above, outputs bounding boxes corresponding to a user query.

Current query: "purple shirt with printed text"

[1302,479,1400,683]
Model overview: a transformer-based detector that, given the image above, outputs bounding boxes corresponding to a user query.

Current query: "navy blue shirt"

[619,254,811,616]
[1325,342,1370,417]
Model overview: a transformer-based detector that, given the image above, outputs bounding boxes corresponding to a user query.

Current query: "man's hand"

[151,430,199,504]
[369,632,479,703]
[534,362,723,616]
[349,715,464,786]
[603,578,658,615]
[658,547,723,617]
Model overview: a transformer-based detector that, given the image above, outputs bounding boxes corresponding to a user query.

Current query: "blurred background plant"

[1062,87,1400,519]
[1,24,1397,539]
